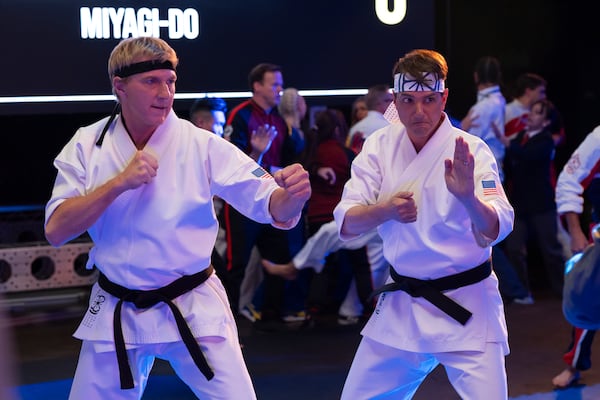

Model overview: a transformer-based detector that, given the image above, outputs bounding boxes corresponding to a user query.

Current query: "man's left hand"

[444,136,475,201]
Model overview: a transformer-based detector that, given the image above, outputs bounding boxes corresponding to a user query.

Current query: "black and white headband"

[393,72,445,93]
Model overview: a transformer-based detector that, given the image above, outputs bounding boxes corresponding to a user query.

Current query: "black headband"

[114,60,175,78]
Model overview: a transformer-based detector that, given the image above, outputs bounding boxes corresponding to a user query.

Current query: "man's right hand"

[119,150,159,190]
[384,191,417,223]
[340,190,416,237]
[45,150,158,247]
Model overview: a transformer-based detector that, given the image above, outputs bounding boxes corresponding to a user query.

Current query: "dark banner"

[0,0,433,114]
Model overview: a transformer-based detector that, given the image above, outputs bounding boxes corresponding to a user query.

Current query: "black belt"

[97,265,215,389]
[370,260,491,325]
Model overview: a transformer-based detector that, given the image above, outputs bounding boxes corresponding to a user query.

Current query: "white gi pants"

[69,328,256,400]
[341,336,507,400]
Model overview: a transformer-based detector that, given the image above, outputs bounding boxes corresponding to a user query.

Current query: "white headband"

[394,72,445,93]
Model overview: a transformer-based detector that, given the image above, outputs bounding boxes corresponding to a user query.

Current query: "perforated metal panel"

[0,242,96,293]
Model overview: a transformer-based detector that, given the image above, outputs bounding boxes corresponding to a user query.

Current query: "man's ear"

[252,80,261,93]
[441,88,449,107]
[113,77,126,97]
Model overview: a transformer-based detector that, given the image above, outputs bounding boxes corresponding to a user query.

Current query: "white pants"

[341,336,507,400]
[69,327,256,400]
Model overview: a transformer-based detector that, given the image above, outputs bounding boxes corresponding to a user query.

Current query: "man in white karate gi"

[44,37,310,400]
[334,49,514,399]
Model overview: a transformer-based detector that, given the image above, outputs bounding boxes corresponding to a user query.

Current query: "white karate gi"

[556,125,600,215]
[334,114,514,399]
[46,110,297,400]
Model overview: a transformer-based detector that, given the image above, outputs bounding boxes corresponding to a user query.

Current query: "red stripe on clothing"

[226,99,252,125]
[563,327,588,367]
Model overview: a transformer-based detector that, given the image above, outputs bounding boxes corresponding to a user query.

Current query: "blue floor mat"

[19,375,196,400]
[19,375,600,400]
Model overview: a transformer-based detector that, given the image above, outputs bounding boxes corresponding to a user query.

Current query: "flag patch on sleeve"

[251,167,271,179]
[482,180,499,196]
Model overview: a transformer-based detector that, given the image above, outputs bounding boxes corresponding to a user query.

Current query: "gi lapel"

[385,116,455,197]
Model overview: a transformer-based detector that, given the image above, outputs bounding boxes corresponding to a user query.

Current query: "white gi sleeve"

[471,138,514,246]
[45,127,92,227]
[333,135,383,241]
[208,137,299,229]
[556,126,600,215]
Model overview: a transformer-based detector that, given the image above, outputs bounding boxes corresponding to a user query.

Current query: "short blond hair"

[278,88,301,119]
[108,37,178,96]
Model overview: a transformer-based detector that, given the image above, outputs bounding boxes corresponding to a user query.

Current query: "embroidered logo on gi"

[482,180,499,196]
[89,294,106,315]
[565,154,581,175]
[251,167,271,179]
[374,292,386,317]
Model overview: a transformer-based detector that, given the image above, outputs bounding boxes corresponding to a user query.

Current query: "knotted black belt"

[370,260,491,325]
[97,265,215,389]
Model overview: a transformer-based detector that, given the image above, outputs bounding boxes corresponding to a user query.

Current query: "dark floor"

[8,287,600,399]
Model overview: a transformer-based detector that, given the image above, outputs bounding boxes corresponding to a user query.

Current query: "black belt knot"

[393,278,431,298]
[125,290,167,309]
[97,265,215,390]
[370,260,491,325]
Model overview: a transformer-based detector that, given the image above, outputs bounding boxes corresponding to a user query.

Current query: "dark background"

[0,0,434,108]
[437,0,600,173]
[0,0,598,208]
[0,0,433,207]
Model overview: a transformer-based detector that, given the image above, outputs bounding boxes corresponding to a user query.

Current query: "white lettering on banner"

[107,8,124,39]
[80,7,200,39]
[375,0,407,25]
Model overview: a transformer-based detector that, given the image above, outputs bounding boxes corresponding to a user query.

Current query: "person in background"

[278,87,307,145]
[225,63,305,323]
[189,97,230,287]
[264,108,390,325]
[346,84,394,154]
[552,124,600,388]
[275,86,309,321]
[504,73,547,139]
[461,56,530,304]
[504,73,571,284]
[189,97,228,138]
[503,99,566,301]
[334,49,514,399]
[461,56,506,180]
[350,95,368,127]
[44,37,310,399]
[299,109,373,320]
[189,96,270,324]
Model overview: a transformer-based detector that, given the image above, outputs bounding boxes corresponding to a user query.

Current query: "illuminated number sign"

[375,0,407,25]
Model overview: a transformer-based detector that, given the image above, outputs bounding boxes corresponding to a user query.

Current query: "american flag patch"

[251,167,271,179]
[482,180,499,196]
